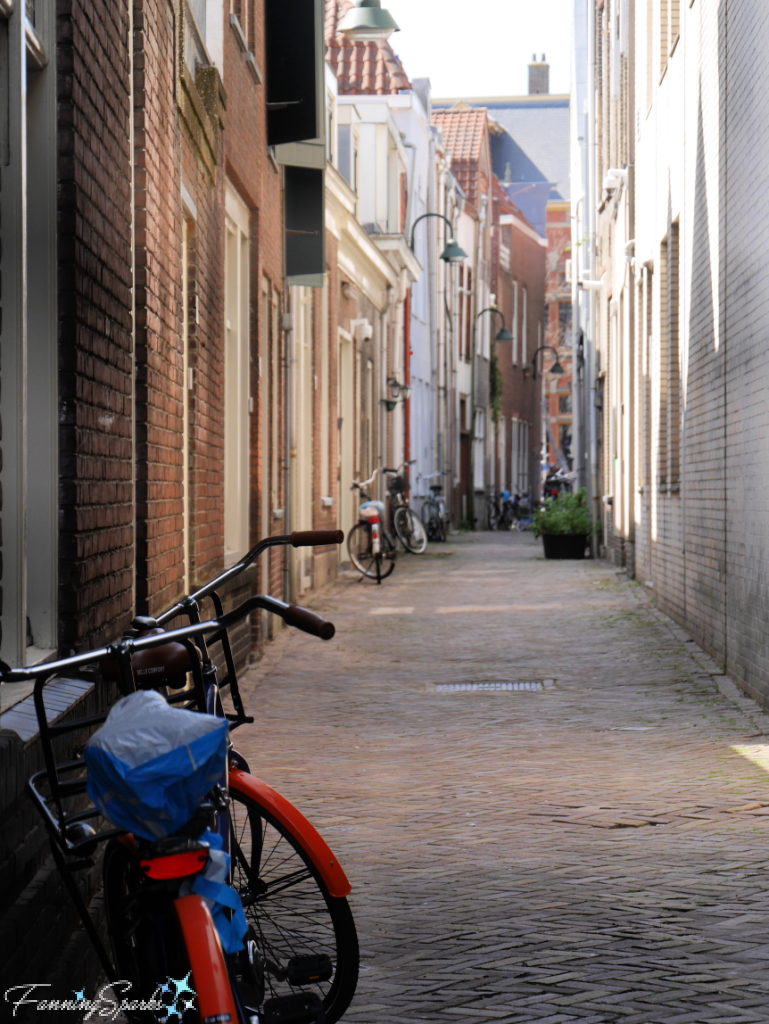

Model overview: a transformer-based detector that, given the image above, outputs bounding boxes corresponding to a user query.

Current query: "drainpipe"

[404,287,411,470]
[283,292,293,602]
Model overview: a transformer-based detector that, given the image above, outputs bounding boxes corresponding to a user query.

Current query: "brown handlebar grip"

[290,530,345,548]
[283,605,336,641]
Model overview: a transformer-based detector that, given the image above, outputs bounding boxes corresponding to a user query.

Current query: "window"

[320,279,330,499]
[473,409,486,491]
[669,0,680,55]
[668,222,680,488]
[558,302,572,346]
[646,0,654,108]
[458,267,473,362]
[512,283,519,365]
[499,417,506,492]
[224,184,251,563]
[181,212,194,593]
[522,288,528,365]
[1,4,58,665]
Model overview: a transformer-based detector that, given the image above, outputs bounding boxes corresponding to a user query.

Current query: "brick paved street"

[235,533,769,1023]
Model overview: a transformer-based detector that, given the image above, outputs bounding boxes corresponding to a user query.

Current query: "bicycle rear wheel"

[394,507,427,554]
[103,841,200,1022]
[347,523,395,580]
[229,786,359,1024]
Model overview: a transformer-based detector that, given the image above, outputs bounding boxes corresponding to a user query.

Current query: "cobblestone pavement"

[235,533,769,1023]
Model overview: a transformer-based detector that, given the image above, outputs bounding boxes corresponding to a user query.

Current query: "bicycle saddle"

[100,628,191,690]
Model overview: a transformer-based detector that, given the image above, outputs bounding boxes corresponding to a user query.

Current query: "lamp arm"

[409,212,455,251]
[476,307,506,328]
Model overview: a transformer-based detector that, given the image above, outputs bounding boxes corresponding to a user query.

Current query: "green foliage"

[489,344,503,424]
[532,487,596,538]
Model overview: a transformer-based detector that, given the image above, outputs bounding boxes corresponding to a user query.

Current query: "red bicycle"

[5,530,358,1024]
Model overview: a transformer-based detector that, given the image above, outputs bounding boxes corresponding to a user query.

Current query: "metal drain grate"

[433,680,554,693]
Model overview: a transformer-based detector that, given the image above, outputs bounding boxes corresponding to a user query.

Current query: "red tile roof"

[432,106,490,206]
[325,0,411,96]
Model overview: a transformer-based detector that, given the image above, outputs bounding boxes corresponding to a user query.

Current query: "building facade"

[580,0,769,708]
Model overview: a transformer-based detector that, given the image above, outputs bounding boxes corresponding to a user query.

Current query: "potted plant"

[532,488,594,559]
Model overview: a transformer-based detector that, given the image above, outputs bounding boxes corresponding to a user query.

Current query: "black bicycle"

[384,462,427,554]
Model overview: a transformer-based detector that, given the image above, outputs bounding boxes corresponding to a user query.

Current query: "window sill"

[230,16,262,84]
[0,676,93,741]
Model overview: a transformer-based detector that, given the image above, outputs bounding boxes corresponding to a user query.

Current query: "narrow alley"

[237,535,769,1023]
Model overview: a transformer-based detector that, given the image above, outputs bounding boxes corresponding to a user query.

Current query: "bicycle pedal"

[284,954,333,986]
[261,992,323,1024]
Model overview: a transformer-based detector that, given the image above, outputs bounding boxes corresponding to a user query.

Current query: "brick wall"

[58,0,134,651]
[605,1,769,701]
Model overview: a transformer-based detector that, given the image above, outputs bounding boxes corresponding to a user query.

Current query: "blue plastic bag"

[84,690,228,840]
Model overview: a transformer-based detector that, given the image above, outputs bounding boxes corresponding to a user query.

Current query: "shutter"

[265,0,323,147]
[285,165,325,285]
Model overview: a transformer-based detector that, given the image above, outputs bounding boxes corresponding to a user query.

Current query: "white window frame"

[1,4,58,667]
[224,183,251,565]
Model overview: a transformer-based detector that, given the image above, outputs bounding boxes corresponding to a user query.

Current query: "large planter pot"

[542,533,588,560]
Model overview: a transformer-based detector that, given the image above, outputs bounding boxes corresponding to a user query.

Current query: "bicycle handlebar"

[351,468,378,492]
[0,594,337,683]
[290,530,344,548]
[218,595,335,641]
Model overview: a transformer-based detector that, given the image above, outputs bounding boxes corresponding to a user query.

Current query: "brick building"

[0,0,329,995]
[437,63,573,484]
[491,182,547,500]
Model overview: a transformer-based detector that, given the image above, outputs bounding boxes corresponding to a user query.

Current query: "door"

[338,333,355,550]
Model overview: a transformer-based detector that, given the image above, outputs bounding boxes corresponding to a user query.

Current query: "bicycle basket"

[388,475,407,495]
[84,690,228,840]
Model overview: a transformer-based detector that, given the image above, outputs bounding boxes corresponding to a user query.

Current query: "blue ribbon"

[192,830,248,954]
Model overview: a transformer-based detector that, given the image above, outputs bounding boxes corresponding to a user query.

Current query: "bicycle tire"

[228,785,359,1024]
[103,841,200,1022]
[347,523,395,580]
[436,514,447,542]
[394,507,427,554]
[487,504,499,531]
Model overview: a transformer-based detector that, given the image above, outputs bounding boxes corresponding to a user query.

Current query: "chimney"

[528,53,549,95]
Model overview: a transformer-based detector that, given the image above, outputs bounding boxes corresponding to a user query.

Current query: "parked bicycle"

[512,491,533,531]
[347,470,397,583]
[4,529,359,1024]
[421,472,448,541]
[487,490,516,531]
[383,461,427,554]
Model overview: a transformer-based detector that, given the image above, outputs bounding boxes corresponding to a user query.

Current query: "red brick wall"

[134,0,185,615]
[494,219,546,495]
[58,0,134,649]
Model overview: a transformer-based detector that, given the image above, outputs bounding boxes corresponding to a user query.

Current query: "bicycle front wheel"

[394,507,427,554]
[487,504,499,531]
[229,786,359,1024]
[348,523,395,579]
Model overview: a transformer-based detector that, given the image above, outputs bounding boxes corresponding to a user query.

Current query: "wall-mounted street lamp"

[409,212,467,264]
[476,305,513,342]
[337,0,399,42]
[525,346,565,381]
[387,376,411,401]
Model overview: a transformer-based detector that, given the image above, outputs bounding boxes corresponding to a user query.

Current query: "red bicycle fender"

[174,895,238,1024]
[229,768,352,898]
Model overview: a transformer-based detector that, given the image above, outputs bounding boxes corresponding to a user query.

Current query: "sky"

[380,0,573,100]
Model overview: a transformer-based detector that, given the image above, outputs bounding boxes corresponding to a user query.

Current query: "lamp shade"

[494,327,514,342]
[550,359,565,376]
[440,238,467,263]
[337,0,399,41]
